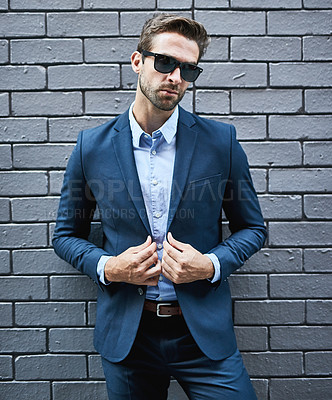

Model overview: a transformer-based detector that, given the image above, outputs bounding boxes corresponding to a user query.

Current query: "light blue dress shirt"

[97,104,220,300]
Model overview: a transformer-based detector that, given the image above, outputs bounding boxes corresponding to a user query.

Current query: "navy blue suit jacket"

[53,106,266,363]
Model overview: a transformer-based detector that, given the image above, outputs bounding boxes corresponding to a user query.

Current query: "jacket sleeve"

[208,125,267,281]
[52,131,110,286]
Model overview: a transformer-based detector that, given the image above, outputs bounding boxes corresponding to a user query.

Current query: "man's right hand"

[104,236,161,286]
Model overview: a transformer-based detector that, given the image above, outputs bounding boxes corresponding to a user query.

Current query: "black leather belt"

[143,300,182,317]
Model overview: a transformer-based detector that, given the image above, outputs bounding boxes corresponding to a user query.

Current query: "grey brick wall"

[0,1,331,399]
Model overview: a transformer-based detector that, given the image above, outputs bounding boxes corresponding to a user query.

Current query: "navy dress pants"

[101,309,257,400]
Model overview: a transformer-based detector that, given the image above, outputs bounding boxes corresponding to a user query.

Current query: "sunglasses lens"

[154,54,175,73]
[181,64,200,82]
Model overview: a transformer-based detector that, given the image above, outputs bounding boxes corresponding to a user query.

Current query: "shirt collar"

[129,102,178,147]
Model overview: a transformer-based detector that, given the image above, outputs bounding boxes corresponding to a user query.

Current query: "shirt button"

[152,179,158,185]
[157,243,162,249]
[155,212,161,218]
[138,288,144,296]
[159,297,163,301]
[144,134,149,139]
[159,276,163,281]
[151,150,157,155]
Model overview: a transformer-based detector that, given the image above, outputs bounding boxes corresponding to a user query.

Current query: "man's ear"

[131,51,142,74]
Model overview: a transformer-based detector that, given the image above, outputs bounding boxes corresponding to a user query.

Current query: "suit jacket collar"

[111,106,198,234]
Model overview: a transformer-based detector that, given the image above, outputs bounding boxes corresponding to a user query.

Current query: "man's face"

[137,32,200,111]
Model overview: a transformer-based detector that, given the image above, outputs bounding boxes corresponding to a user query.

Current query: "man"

[53,14,266,400]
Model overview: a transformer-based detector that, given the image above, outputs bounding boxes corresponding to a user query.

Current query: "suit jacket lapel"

[112,111,151,235]
[167,107,198,231]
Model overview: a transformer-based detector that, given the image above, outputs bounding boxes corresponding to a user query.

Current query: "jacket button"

[138,288,144,296]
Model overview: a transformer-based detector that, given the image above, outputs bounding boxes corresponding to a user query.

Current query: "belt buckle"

[156,302,172,318]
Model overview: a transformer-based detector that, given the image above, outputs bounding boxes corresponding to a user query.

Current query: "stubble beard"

[138,73,186,112]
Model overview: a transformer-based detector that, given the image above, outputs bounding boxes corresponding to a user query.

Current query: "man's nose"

[167,66,182,84]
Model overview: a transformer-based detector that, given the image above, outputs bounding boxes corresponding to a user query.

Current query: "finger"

[136,243,158,265]
[130,235,152,253]
[162,247,179,269]
[142,261,161,280]
[163,240,182,263]
[138,251,159,271]
[161,259,176,283]
[167,232,187,252]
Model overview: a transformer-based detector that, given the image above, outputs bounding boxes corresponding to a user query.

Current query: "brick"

[305,352,332,375]
[49,117,111,142]
[197,63,267,88]
[304,142,332,166]
[13,249,76,275]
[304,249,332,272]
[231,0,301,7]
[231,37,301,61]
[304,0,332,8]
[85,0,155,8]
[52,382,108,400]
[304,195,332,219]
[49,328,94,352]
[210,116,266,140]
[269,115,332,140]
[242,352,303,377]
[195,11,265,35]
[0,355,12,379]
[0,13,45,37]
[242,142,302,167]
[11,39,83,64]
[0,250,10,273]
[121,64,138,89]
[228,275,267,299]
[48,12,119,37]
[15,355,87,379]
[242,249,302,273]
[88,354,103,378]
[12,92,83,116]
[15,302,85,326]
[269,222,332,246]
[13,144,74,169]
[85,90,136,115]
[0,40,8,64]
[271,326,332,350]
[0,144,11,169]
[234,300,305,325]
[252,380,268,400]
[269,169,332,193]
[0,0,7,9]
[0,277,48,300]
[270,62,332,87]
[49,65,120,89]
[303,36,332,61]
[305,89,332,113]
[0,303,12,326]
[0,382,50,399]
[88,301,97,326]
[195,0,228,7]
[201,37,229,61]
[270,378,332,400]
[0,198,10,222]
[0,172,47,196]
[50,276,98,300]
[0,118,47,142]
[0,224,48,249]
[258,195,302,220]
[234,327,268,351]
[270,274,332,299]
[0,328,46,353]
[0,93,9,116]
[120,12,159,36]
[10,0,81,9]
[196,90,229,114]
[268,11,332,35]
[307,300,332,324]
[49,171,65,194]
[250,169,267,193]
[85,38,137,63]
[158,0,192,8]
[232,89,302,114]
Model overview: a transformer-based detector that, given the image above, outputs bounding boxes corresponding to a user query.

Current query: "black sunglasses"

[142,50,203,82]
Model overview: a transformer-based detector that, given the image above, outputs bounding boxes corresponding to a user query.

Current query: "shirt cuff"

[204,253,221,283]
[97,255,113,285]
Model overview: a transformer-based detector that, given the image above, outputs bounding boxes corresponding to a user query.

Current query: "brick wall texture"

[0,1,331,399]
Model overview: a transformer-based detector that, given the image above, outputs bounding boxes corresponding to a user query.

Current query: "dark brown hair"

[137,14,210,61]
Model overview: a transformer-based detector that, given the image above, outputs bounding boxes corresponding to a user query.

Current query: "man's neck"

[132,95,175,135]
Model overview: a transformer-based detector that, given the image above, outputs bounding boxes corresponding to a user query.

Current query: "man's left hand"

[161,232,214,284]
